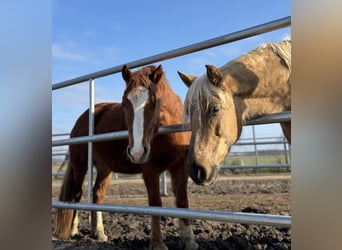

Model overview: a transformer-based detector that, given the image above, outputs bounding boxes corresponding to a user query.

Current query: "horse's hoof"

[150,241,168,250]
[70,228,79,237]
[91,231,108,242]
[181,239,199,250]
[97,233,108,242]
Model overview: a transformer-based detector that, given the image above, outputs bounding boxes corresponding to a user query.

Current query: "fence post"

[160,172,168,196]
[87,79,95,203]
[282,137,288,164]
[252,126,259,171]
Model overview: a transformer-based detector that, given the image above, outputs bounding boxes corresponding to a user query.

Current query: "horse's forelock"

[126,66,158,97]
[184,74,225,123]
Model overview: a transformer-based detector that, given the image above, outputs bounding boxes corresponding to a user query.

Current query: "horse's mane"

[260,39,291,72]
[184,40,291,122]
[128,65,174,95]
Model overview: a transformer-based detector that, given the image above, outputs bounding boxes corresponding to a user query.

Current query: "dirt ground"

[52,174,291,249]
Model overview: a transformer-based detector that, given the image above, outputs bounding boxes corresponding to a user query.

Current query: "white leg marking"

[127,87,149,159]
[179,219,198,250]
[90,211,108,241]
[71,210,79,236]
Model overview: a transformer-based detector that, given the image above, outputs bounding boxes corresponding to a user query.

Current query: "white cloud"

[52,41,92,62]
[53,40,123,71]
[183,44,244,75]
[103,47,121,57]
[52,84,89,133]
[283,34,291,40]
[53,84,89,109]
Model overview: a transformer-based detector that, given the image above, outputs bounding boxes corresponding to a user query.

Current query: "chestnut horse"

[178,40,291,186]
[53,65,198,250]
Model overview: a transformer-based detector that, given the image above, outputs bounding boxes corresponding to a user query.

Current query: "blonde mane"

[260,39,291,72]
[184,40,291,121]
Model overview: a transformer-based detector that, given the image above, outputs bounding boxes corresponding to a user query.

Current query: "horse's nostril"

[197,166,206,183]
[190,162,215,186]
[127,147,132,157]
[142,146,148,158]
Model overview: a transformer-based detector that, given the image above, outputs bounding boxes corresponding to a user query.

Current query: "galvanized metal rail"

[52,201,291,228]
[52,16,290,90]
[52,111,290,147]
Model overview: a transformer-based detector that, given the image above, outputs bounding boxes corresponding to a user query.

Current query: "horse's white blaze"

[127,87,149,158]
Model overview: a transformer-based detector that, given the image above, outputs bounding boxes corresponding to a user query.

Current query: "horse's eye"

[210,106,220,116]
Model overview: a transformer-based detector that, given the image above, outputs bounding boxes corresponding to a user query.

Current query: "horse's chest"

[150,138,182,166]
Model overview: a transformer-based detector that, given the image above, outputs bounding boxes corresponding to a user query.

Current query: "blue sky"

[52,0,291,144]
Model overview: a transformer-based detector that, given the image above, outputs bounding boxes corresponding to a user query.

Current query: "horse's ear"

[205,65,223,87]
[177,71,196,88]
[122,65,132,83]
[149,65,163,84]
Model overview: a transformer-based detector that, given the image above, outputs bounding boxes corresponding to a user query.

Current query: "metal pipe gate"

[52,16,291,228]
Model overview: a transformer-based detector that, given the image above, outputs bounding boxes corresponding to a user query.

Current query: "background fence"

[52,130,290,176]
[52,16,291,228]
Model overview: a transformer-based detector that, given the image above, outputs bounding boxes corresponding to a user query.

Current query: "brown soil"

[52,175,291,249]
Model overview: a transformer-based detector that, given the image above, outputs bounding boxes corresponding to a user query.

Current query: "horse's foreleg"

[178,220,198,250]
[170,167,198,250]
[70,210,79,237]
[90,169,112,241]
[90,211,107,241]
[150,215,167,250]
[143,169,167,250]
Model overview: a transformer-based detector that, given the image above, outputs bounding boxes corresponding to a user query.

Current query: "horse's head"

[121,65,163,164]
[178,65,242,185]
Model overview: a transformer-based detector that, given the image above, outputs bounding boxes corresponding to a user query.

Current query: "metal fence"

[52,16,291,228]
[52,132,290,174]
[52,132,291,194]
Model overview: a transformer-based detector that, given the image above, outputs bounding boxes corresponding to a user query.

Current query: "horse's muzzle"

[126,145,150,164]
[189,161,218,186]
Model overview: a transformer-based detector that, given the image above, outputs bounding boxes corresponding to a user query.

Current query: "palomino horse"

[178,40,291,186]
[53,65,198,250]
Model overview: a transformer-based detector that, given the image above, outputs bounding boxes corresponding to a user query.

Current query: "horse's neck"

[159,90,183,124]
[238,79,291,122]
[224,48,291,123]
[238,97,289,122]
